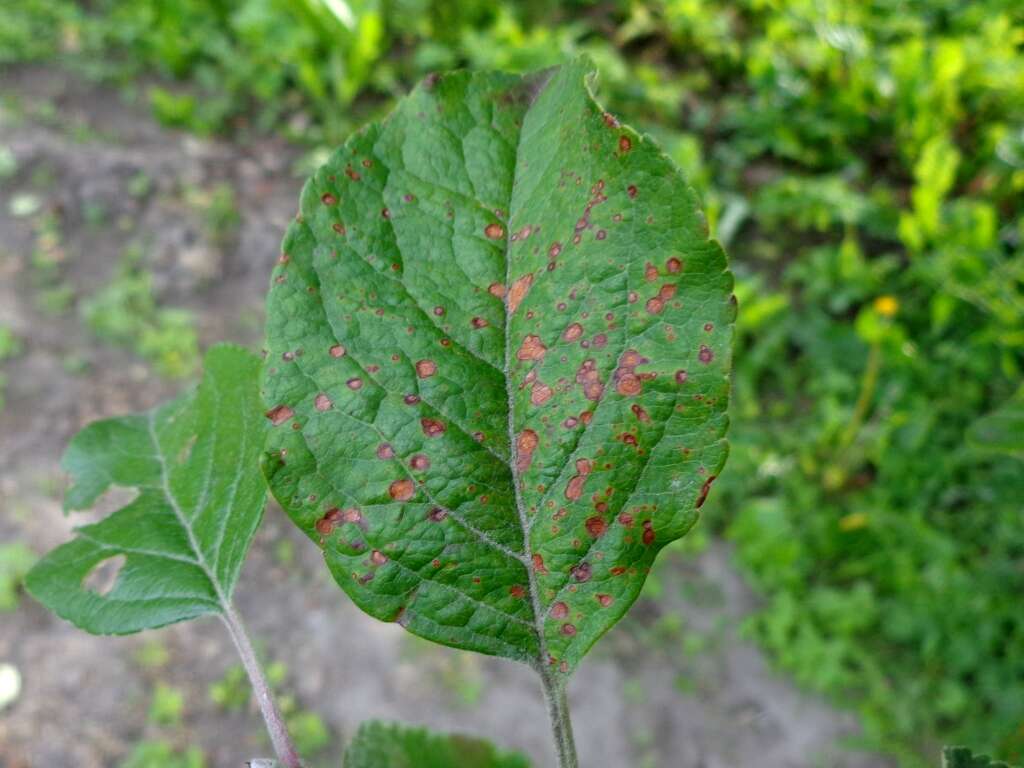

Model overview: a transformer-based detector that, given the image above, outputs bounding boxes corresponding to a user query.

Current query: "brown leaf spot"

[614,350,649,396]
[561,623,577,636]
[659,284,677,301]
[699,345,714,364]
[428,507,447,522]
[433,305,445,316]
[332,223,346,235]
[484,222,505,239]
[488,282,506,299]
[421,418,446,437]
[346,377,363,390]
[597,594,614,607]
[549,242,563,258]
[696,475,717,508]
[530,381,554,406]
[517,334,547,361]
[415,359,437,378]
[645,297,664,315]
[532,554,548,575]
[338,509,361,525]
[550,602,569,619]
[575,358,604,401]
[516,429,539,473]
[666,257,682,273]
[571,562,592,582]
[610,566,627,576]
[371,550,388,565]
[265,405,294,426]
[389,479,415,501]
[618,135,632,153]
[508,273,534,313]
[314,393,332,411]
[675,369,688,385]
[618,512,634,527]
[404,394,421,405]
[409,454,430,471]
[563,323,584,342]
[585,516,608,539]
[329,344,346,358]
[471,316,489,329]
[644,262,659,282]
[565,458,592,501]
[630,404,650,422]
[642,520,655,546]
[509,585,526,599]
[321,192,337,205]
[627,184,638,198]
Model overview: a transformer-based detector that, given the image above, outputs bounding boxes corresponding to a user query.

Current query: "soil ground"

[0,66,892,768]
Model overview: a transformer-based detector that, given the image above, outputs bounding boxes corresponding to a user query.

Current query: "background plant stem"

[221,604,303,768]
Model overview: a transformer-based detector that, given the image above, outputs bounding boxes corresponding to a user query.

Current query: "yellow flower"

[874,295,899,318]
[839,512,870,531]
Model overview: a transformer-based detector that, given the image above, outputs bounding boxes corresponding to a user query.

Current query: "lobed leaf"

[343,721,530,768]
[26,344,267,634]
[262,58,733,675]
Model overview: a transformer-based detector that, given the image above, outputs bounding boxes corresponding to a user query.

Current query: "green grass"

[3,0,1023,764]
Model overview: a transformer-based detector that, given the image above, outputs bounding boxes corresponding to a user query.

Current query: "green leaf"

[344,721,530,768]
[943,746,1018,768]
[967,385,1024,457]
[262,58,733,674]
[0,543,36,612]
[26,344,267,634]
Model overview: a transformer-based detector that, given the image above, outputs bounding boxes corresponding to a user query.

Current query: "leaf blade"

[262,59,733,673]
[26,344,267,634]
[343,721,530,768]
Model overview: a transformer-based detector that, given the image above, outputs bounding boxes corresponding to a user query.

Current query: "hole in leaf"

[82,554,126,596]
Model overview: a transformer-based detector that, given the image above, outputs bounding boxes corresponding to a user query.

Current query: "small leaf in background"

[262,58,733,675]
[343,721,530,768]
[0,542,36,612]
[26,344,267,634]
[967,386,1024,457]
[943,746,1019,768]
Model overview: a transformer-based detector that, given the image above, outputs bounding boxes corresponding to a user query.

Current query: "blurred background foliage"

[2,0,1023,765]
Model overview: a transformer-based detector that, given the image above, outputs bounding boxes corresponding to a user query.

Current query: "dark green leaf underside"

[26,344,267,635]
[262,59,733,674]
[344,721,530,768]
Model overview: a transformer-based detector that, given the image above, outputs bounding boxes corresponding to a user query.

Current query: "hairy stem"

[221,604,303,768]
[540,668,579,768]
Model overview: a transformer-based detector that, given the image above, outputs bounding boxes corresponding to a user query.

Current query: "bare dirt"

[0,66,892,768]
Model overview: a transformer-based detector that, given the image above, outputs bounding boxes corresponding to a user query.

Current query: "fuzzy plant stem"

[222,604,303,768]
[540,669,580,768]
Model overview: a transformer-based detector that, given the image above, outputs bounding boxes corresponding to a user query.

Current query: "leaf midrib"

[146,408,231,609]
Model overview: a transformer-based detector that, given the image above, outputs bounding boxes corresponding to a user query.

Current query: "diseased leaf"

[262,58,733,675]
[943,747,1018,768]
[344,721,530,768]
[26,344,267,634]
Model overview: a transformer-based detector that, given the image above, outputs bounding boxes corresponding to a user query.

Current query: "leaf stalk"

[222,604,303,768]
[540,669,579,768]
